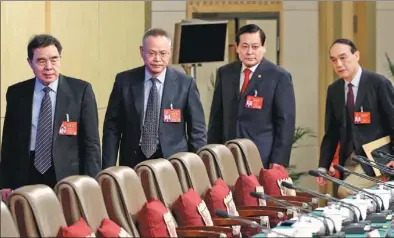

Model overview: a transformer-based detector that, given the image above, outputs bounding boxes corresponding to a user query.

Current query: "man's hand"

[328,163,336,176]
[269,163,284,169]
[316,177,327,186]
[386,161,394,169]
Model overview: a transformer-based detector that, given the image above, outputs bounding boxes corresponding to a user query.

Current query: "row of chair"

[1,139,316,237]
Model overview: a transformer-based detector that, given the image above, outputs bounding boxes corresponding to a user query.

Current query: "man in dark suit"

[208,24,295,169]
[0,34,101,190]
[102,28,206,169]
[317,38,394,198]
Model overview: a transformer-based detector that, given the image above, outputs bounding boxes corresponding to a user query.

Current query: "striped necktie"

[34,86,53,174]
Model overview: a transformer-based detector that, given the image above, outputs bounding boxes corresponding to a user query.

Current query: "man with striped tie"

[0,34,101,190]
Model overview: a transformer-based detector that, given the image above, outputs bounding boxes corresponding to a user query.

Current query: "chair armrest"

[178,226,232,233]
[176,228,226,237]
[271,195,312,203]
[212,217,246,226]
[296,192,315,198]
[238,209,284,219]
[266,200,309,209]
[236,205,287,212]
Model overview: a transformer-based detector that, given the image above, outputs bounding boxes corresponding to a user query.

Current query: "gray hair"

[142,28,172,46]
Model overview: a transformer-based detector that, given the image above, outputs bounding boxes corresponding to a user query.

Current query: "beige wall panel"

[283,1,319,190]
[98,1,146,108]
[50,2,100,95]
[1,1,45,118]
[376,2,394,81]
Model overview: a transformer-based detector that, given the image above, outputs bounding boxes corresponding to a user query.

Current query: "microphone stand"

[310,170,388,224]
[281,181,361,222]
[215,209,291,237]
[334,164,394,191]
[353,155,394,176]
[311,169,384,212]
[250,192,334,236]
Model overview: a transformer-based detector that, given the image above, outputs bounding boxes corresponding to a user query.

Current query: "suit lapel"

[231,61,242,101]
[160,67,178,119]
[130,67,145,126]
[20,79,35,149]
[53,75,71,143]
[355,71,368,110]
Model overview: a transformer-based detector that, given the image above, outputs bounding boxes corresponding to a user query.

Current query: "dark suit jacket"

[102,66,206,169]
[0,75,101,189]
[208,59,296,168]
[319,70,394,176]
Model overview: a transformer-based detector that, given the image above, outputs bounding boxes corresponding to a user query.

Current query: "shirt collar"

[241,62,260,74]
[34,77,59,93]
[145,67,166,84]
[345,66,362,88]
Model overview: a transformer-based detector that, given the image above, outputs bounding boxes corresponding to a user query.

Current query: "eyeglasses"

[145,51,170,58]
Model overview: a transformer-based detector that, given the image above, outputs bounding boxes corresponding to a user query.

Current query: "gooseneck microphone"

[215,209,291,237]
[333,164,394,190]
[250,192,335,236]
[352,155,394,176]
[372,151,394,162]
[281,181,361,222]
[309,170,384,212]
[376,150,394,159]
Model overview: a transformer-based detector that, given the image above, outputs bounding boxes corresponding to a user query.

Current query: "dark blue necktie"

[141,78,159,158]
[34,87,53,174]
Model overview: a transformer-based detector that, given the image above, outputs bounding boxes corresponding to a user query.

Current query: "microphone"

[352,155,394,176]
[334,164,394,190]
[215,209,291,237]
[309,169,383,212]
[376,150,394,159]
[250,192,334,236]
[281,181,361,222]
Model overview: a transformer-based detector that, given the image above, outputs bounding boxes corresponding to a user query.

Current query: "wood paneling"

[1,1,46,118]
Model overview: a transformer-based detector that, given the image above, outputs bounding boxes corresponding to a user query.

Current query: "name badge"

[59,114,78,135]
[163,105,181,123]
[245,96,263,110]
[59,122,78,135]
[354,107,371,124]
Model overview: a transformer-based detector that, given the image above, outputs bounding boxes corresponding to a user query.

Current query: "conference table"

[253,184,394,237]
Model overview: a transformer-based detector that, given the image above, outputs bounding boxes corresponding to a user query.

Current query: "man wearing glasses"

[102,28,206,169]
[208,24,295,170]
[0,34,101,190]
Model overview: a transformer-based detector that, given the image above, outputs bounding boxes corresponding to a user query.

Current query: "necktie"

[34,87,53,174]
[347,83,355,117]
[141,78,159,158]
[346,83,355,154]
[241,68,251,95]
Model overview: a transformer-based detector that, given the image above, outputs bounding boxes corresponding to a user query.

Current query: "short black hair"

[236,24,266,46]
[330,38,357,54]
[27,34,62,60]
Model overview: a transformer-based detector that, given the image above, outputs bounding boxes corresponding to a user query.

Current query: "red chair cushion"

[97,218,132,237]
[57,217,95,237]
[172,188,213,227]
[136,198,177,237]
[233,174,266,206]
[259,166,296,196]
[204,178,241,236]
